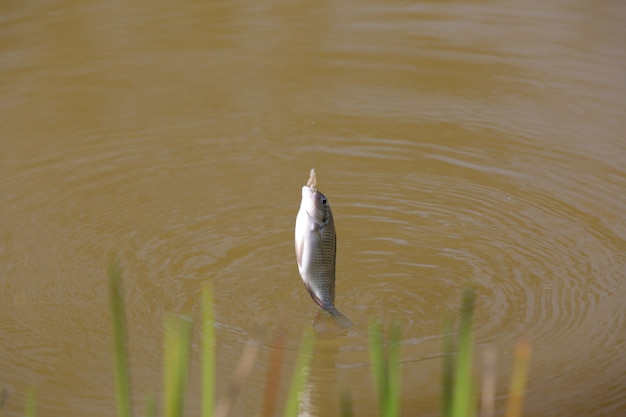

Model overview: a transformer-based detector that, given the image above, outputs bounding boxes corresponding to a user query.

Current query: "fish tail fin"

[327,306,353,329]
[313,306,352,333]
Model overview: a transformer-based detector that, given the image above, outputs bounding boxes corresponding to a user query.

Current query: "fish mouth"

[302,185,317,208]
[301,186,317,217]
[301,185,315,200]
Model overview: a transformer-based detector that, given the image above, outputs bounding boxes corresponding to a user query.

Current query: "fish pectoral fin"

[295,240,303,268]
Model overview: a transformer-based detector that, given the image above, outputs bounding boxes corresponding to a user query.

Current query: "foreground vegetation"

[2,262,530,417]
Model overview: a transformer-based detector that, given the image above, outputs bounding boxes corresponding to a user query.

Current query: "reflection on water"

[1,0,625,416]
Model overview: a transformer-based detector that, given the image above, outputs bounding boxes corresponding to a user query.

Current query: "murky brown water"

[1,0,625,416]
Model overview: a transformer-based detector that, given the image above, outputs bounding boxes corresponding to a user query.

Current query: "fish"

[295,168,352,330]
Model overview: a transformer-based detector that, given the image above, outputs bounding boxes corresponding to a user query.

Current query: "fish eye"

[321,197,327,205]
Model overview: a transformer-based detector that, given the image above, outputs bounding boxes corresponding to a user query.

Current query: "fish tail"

[313,305,353,333]
[327,306,353,329]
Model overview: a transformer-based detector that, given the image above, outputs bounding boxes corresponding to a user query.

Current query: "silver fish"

[295,168,352,329]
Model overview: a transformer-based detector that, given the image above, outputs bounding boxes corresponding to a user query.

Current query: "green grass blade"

[163,315,192,417]
[441,314,455,417]
[386,321,402,417]
[283,330,315,417]
[504,340,531,417]
[368,320,387,416]
[108,260,133,417]
[451,288,475,417]
[202,285,216,417]
[24,389,36,417]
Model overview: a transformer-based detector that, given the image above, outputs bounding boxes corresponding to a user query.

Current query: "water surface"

[1,1,625,416]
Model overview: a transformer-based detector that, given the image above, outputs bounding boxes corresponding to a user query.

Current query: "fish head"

[300,185,332,224]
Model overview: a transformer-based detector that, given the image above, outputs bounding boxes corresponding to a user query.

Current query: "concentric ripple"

[2,1,625,417]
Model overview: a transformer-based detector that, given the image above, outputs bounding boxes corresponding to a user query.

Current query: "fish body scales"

[295,169,352,330]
